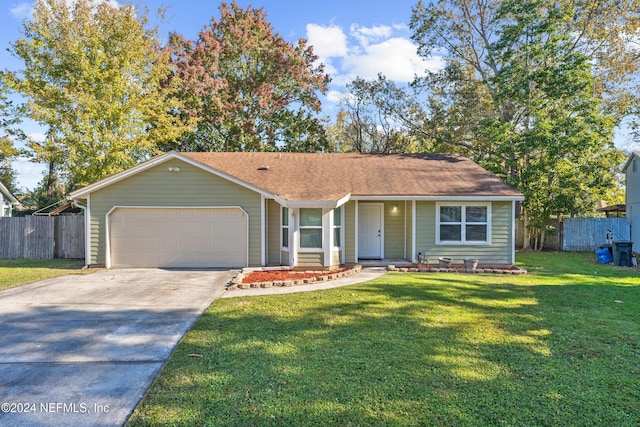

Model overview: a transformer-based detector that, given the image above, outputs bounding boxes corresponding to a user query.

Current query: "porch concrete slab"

[0,268,234,427]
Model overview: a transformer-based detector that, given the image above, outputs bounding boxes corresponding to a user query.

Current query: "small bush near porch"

[129,253,639,426]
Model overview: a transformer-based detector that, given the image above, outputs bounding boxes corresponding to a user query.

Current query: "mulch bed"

[242,268,350,284]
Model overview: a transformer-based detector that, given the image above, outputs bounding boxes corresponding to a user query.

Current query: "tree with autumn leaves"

[166,1,330,152]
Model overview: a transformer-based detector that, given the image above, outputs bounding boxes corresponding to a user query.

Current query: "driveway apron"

[0,269,234,427]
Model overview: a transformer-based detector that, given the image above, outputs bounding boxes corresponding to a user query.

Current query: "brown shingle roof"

[181,152,522,201]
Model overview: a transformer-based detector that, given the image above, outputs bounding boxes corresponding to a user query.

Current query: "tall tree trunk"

[522,210,532,250]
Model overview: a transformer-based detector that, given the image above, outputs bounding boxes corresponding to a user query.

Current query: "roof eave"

[0,182,19,204]
[350,195,525,202]
[622,151,640,173]
[274,194,351,209]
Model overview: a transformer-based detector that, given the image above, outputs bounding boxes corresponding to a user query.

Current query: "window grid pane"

[300,229,322,248]
[441,225,462,241]
[466,224,487,241]
[466,206,487,223]
[300,208,322,226]
[440,206,461,222]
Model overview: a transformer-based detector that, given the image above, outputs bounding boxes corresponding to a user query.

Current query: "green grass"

[129,253,640,426]
[0,258,88,291]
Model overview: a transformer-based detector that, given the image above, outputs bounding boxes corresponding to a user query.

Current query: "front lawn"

[0,258,88,291]
[129,253,640,426]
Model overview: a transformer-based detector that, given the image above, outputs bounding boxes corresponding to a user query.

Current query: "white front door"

[358,203,383,259]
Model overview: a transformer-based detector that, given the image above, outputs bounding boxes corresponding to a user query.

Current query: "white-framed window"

[299,208,323,250]
[436,203,491,244]
[281,207,289,249]
[333,207,342,249]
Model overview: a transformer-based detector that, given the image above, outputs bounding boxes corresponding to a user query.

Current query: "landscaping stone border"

[226,265,363,291]
[387,264,528,275]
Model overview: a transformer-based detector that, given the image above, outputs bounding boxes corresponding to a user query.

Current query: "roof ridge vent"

[257,165,270,171]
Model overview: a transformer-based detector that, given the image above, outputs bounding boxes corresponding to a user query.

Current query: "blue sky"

[1,1,633,190]
[2,0,441,190]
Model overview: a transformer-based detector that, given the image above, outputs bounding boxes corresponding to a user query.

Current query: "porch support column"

[354,201,359,263]
[411,200,417,263]
[261,195,266,266]
[323,208,332,267]
[289,208,297,268]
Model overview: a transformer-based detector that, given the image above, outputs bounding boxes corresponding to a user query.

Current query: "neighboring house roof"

[622,151,640,173]
[70,151,524,203]
[0,181,19,205]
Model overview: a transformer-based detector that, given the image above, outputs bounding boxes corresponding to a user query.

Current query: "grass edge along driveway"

[0,259,88,291]
[129,253,640,426]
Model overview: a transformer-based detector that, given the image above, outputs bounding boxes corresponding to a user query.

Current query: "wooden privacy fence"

[0,216,84,259]
[562,217,630,252]
[516,217,629,252]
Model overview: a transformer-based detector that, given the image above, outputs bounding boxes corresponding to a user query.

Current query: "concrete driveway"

[0,268,235,427]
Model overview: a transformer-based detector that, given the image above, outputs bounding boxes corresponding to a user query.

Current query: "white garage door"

[109,207,247,268]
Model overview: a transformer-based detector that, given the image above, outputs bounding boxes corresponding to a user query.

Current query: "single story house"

[0,181,20,217]
[69,151,524,269]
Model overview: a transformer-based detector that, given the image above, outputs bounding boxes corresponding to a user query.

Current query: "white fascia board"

[69,151,273,200]
[0,182,19,205]
[275,194,351,209]
[350,195,525,202]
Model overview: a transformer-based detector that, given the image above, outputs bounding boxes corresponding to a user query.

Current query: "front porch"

[358,258,414,268]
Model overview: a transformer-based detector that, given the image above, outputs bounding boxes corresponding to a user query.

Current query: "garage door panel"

[109,208,247,268]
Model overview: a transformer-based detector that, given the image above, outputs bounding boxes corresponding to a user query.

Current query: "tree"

[6,0,190,187]
[167,1,331,152]
[335,76,418,153]
[405,0,627,249]
[0,73,22,193]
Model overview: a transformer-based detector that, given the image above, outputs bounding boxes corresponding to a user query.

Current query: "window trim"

[332,206,343,250]
[281,207,289,250]
[436,202,492,245]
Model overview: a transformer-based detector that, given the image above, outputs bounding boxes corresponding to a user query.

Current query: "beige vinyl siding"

[344,201,356,263]
[415,201,513,265]
[383,201,405,259]
[88,159,262,266]
[297,252,323,267]
[267,199,282,265]
[331,250,341,267]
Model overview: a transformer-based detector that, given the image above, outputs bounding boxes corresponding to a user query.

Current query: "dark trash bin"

[612,241,633,267]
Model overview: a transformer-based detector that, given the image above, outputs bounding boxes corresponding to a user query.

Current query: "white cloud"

[10,2,34,19]
[343,37,444,82]
[325,90,344,104]
[307,22,444,92]
[28,132,46,142]
[350,24,392,48]
[306,23,348,59]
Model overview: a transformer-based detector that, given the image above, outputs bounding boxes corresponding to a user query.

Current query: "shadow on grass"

[131,271,640,426]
